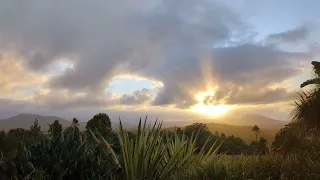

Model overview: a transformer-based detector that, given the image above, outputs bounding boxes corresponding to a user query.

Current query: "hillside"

[164,115,287,144]
[215,114,287,128]
[0,113,286,143]
[0,113,86,132]
[206,122,281,144]
[0,113,137,132]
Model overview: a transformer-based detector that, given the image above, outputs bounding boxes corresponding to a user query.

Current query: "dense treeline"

[0,113,319,179]
[0,114,269,158]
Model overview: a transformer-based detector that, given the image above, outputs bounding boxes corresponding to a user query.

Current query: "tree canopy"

[291,61,320,131]
[252,125,260,142]
[86,113,112,135]
[49,120,63,138]
[30,119,41,136]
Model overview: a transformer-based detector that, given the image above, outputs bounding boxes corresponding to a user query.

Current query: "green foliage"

[300,61,320,88]
[252,125,260,142]
[291,88,320,132]
[17,124,117,179]
[30,119,41,136]
[86,113,112,135]
[182,154,320,180]
[282,60,320,154]
[183,123,215,151]
[181,123,255,155]
[249,137,268,155]
[272,121,320,153]
[0,131,5,147]
[1,114,319,179]
[48,120,63,138]
[117,119,190,180]
[218,135,249,155]
[85,113,117,145]
[292,61,320,131]
[0,128,43,158]
[92,118,221,180]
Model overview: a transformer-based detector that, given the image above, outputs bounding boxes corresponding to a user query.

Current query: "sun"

[191,91,230,116]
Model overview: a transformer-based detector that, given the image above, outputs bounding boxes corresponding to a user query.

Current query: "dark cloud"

[0,0,317,111]
[224,87,295,105]
[32,88,153,109]
[119,89,153,105]
[267,26,309,43]
[0,0,244,91]
[143,43,313,107]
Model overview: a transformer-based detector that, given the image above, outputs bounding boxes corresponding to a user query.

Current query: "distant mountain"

[112,122,137,130]
[215,114,287,128]
[0,113,86,132]
[0,113,287,143]
[0,113,137,132]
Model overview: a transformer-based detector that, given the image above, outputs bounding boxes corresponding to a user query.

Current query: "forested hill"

[166,122,283,144]
[206,122,281,144]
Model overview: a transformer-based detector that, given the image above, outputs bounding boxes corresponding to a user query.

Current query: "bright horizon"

[0,0,319,122]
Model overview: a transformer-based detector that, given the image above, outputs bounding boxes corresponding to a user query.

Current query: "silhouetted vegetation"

[0,62,320,179]
[0,112,319,179]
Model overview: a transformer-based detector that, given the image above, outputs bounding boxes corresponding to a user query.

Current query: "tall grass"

[181,154,320,180]
[94,118,222,180]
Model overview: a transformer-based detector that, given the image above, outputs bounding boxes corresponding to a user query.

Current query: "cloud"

[144,43,313,108]
[266,22,320,52]
[119,89,153,105]
[224,87,295,105]
[0,0,245,91]
[267,26,309,43]
[0,52,47,98]
[0,98,29,118]
[0,0,317,115]
[31,88,153,110]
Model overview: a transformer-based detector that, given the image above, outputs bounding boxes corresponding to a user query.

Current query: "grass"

[181,154,320,180]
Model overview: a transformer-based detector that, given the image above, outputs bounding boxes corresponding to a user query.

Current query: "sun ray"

[192,91,230,116]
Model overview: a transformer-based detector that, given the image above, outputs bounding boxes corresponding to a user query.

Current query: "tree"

[86,113,113,141]
[49,120,62,138]
[250,137,268,155]
[0,130,5,148]
[221,133,226,138]
[64,118,81,138]
[252,125,260,142]
[184,123,212,140]
[272,121,320,153]
[300,61,320,88]
[219,135,249,155]
[183,123,214,151]
[30,119,41,136]
[176,127,183,135]
[5,128,34,155]
[291,61,320,131]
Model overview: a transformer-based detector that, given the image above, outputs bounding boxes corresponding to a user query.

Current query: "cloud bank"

[0,0,318,119]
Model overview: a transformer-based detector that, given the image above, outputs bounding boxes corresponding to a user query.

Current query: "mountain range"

[0,113,86,132]
[0,113,287,143]
[0,113,137,132]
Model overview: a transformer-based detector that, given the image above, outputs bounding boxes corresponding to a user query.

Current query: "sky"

[0,0,319,122]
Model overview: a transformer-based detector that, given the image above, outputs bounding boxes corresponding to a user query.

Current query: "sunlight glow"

[192,91,230,116]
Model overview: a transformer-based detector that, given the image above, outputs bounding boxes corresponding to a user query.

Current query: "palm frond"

[290,88,320,130]
[300,78,320,88]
